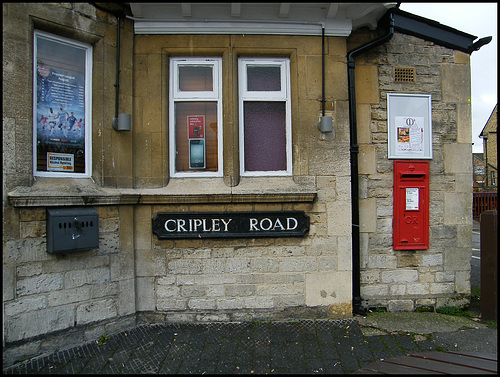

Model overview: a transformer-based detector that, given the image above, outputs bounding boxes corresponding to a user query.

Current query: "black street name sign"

[152,211,309,239]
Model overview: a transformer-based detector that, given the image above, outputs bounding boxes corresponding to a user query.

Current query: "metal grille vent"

[394,67,416,83]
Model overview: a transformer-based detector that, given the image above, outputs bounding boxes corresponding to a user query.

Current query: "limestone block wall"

[353,33,473,310]
[131,33,354,321]
[2,2,135,354]
[3,206,134,345]
[135,199,352,323]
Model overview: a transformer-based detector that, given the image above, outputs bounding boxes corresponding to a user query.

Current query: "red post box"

[393,161,429,250]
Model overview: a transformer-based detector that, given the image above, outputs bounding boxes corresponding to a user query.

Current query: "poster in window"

[187,115,205,139]
[34,32,90,175]
[47,152,74,172]
[36,66,86,147]
[189,139,206,169]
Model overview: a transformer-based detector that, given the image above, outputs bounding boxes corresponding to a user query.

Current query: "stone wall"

[2,3,136,360]
[135,199,352,323]
[130,33,353,322]
[353,32,473,311]
[2,204,138,365]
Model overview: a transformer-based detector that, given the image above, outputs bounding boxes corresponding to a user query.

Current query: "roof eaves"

[389,8,485,54]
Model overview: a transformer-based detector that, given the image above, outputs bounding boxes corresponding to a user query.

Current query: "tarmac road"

[471,220,481,291]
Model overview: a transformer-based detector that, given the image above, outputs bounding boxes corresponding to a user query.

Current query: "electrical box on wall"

[46,207,99,253]
[393,161,429,250]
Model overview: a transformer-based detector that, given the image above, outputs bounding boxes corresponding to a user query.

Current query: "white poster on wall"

[395,116,425,156]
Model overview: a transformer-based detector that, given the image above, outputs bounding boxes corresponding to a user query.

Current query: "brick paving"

[3,319,440,374]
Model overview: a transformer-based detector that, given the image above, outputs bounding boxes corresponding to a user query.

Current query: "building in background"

[3,2,491,364]
[479,104,498,190]
[473,153,487,190]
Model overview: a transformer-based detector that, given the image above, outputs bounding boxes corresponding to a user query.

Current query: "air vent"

[394,67,416,83]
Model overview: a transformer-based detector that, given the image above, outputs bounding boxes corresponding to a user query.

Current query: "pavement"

[2,311,497,374]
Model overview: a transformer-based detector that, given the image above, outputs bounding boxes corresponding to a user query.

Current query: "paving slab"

[357,312,488,334]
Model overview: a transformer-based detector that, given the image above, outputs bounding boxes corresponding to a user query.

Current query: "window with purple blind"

[239,58,292,176]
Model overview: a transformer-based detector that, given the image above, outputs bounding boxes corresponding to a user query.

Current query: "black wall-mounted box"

[46,207,99,253]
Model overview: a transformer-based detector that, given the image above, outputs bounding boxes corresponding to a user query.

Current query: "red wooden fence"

[473,192,498,221]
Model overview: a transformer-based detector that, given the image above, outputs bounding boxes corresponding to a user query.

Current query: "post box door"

[393,161,429,250]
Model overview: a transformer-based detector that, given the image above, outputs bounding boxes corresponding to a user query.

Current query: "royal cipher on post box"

[393,161,429,250]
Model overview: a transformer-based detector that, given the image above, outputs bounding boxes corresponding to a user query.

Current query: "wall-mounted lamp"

[112,113,131,131]
[318,115,333,133]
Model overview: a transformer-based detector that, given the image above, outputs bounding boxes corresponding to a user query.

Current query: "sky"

[399,3,498,153]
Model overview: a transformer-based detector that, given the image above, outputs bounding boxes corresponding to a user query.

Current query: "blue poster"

[36,65,86,148]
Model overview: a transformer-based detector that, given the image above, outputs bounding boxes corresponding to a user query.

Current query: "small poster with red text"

[187,115,205,139]
[47,152,75,172]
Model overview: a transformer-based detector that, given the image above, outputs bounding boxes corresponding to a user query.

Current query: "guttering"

[347,10,395,315]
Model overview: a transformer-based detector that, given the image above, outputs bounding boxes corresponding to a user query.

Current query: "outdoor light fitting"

[112,113,132,131]
[318,115,333,133]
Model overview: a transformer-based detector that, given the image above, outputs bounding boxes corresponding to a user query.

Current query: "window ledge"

[7,178,124,207]
[8,177,317,207]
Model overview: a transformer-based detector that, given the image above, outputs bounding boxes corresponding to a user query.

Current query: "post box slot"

[400,173,426,179]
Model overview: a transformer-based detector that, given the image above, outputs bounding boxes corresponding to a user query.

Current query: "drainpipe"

[115,12,121,120]
[111,10,132,131]
[90,3,131,131]
[322,25,326,117]
[348,11,395,315]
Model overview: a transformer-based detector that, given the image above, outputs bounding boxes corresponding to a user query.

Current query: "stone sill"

[8,177,317,207]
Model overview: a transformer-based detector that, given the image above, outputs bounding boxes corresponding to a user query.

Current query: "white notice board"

[387,93,432,159]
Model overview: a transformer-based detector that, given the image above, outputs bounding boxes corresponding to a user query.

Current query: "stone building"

[3,2,491,360]
[473,153,487,190]
[479,104,498,189]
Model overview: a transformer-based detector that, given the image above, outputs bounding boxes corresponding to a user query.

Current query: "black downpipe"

[115,13,121,120]
[348,11,395,315]
[322,26,326,117]
[89,3,124,120]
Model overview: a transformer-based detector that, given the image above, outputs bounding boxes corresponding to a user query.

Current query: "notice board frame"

[387,93,432,160]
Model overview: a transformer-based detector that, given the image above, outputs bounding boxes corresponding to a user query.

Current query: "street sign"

[152,211,309,239]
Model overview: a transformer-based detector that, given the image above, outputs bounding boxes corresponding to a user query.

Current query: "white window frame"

[33,30,93,178]
[238,58,292,176]
[169,57,223,178]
